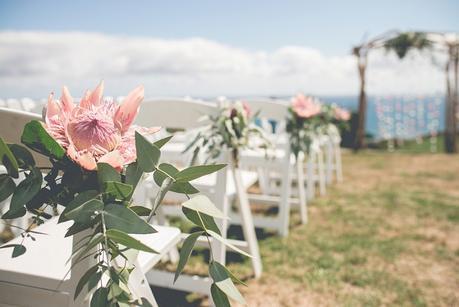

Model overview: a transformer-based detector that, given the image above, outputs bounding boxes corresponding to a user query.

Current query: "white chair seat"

[145,170,258,201]
[239,148,295,169]
[0,217,181,292]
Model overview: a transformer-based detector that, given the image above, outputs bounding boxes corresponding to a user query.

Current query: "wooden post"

[354,48,368,150]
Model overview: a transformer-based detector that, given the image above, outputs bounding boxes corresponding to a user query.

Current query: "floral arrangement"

[286,94,350,156]
[187,100,271,165]
[0,83,247,306]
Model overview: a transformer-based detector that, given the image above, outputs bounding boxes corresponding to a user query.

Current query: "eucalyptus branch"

[147,177,173,222]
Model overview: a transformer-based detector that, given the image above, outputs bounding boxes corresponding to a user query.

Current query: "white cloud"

[0,31,446,99]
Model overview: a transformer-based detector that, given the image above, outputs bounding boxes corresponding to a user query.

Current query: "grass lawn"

[155,150,459,306]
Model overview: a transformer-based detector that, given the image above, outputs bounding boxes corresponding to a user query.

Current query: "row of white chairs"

[0,96,343,306]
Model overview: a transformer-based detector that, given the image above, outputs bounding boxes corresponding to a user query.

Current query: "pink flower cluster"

[45,82,159,171]
[334,107,351,121]
[291,94,321,119]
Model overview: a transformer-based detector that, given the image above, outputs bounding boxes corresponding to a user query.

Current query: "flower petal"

[89,81,104,106]
[79,90,92,109]
[114,85,144,133]
[45,92,59,125]
[60,86,75,114]
[99,150,124,172]
[67,145,97,171]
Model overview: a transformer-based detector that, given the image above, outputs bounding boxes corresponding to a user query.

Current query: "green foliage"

[21,120,65,159]
[0,244,26,258]
[286,101,347,157]
[384,32,432,59]
[135,132,160,172]
[174,230,204,282]
[0,138,19,178]
[0,120,244,307]
[186,101,272,164]
[0,174,15,203]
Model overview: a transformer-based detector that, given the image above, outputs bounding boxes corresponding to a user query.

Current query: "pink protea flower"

[334,107,351,121]
[292,94,321,119]
[44,82,160,171]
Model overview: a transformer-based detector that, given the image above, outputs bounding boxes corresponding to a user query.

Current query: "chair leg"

[278,160,293,237]
[129,260,158,307]
[296,155,307,224]
[306,154,315,200]
[335,144,343,182]
[318,149,326,196]
[231,166,263,278]
[326,142,333,185]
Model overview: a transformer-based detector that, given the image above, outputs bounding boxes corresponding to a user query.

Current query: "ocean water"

[319,95,445,140]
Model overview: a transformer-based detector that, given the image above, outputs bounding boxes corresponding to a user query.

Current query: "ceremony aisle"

[156,151,459,307]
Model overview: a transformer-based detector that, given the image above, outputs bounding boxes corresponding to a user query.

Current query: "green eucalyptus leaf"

[207,230,252,258]
[153,135,173,148]
[25,188,51,211]
[8,144,35,168]
[103,181,133,200]
[125,161,143,190]
[209,261,245,305]
[103,204,156,234]
[182,207,221,235]
[211,261,247,286]
[90,287,109,307]
[211,283,230,307]
[0,244,26,258]
[65,219,99,237]
[71,233,104,263]
[174,231,204,283]
[106,229,158,253]
[9,167,42,214]
[1,207,26,219]
[0,138,19,178]
[20,120,65,159]
[65,199,103,223]
[175,164,226,182]
[153,163,199,194]
[88,271,103,293]
[182,195,226,219]
[74,264,99,299]
[135,132,160,172]
[97,162,120,185]
[129,206,151,217]
[12,244,26,258]
[0,174,15,203]
[59,190,99,223]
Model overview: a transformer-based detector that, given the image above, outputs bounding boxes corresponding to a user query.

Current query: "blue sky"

[0,1,456,98]
[1,0,458,55]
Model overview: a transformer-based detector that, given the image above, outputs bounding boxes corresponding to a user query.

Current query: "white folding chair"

[134,98,263,297]
[0,107,182,306]
[0,217,181,307]
[236,99,308,237]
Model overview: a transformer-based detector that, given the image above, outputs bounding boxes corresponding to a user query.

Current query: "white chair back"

[0,107,50,167]
[243,98,289,122]
[136,98,217,129]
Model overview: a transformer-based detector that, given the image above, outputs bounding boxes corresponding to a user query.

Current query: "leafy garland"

[186,101,272,165]
[0,121,248,305]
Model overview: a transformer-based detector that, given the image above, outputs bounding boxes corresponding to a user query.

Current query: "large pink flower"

[291,94,321,119]
[45,82,160,171]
